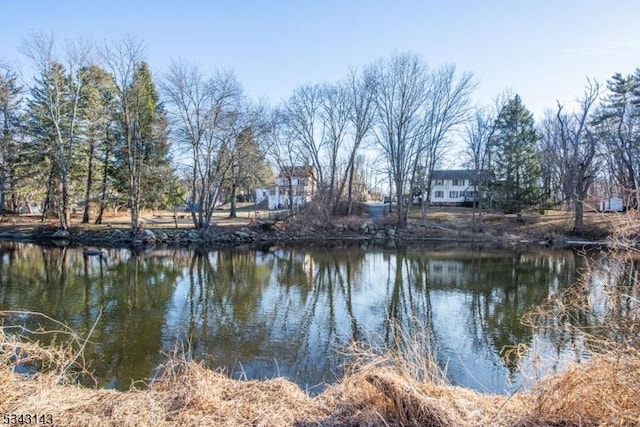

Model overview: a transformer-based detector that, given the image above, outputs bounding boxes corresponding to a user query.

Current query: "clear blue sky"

[2,0,639,118]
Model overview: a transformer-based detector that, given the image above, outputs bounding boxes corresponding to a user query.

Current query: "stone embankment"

[0,226,272,248]
[0,218,603,249]
[0,220,473,249]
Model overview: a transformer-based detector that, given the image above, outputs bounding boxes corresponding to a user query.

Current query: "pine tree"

[0,66,23,212]
[26,61,80,228]
[133,63,175,210]
[79,65,117,223]
[492,94,542,216]
[112,61,174,227]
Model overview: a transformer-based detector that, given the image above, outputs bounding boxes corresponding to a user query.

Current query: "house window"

[434,191,444,199]
[452,179,465,186]
[449,191,458,199]
[434,179,444,186]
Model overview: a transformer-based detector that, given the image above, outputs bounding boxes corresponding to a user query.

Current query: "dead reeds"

[2,317,639,426]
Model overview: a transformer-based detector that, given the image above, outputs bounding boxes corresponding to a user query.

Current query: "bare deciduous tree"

[538,111,562,207]
[284,75,375,216]
[284,84,325,196]
[263,107,302,214]
[220,102,270,218]
[555,80,601,233]
[416,64,475,220]
[368,53,474,228]
[343,68,375,215]
[595,70,640,210]
[464,110,496,232]
[162,59,242,232]
[367,53,430,228]
[319,82,350,210]
[465,92,512,231]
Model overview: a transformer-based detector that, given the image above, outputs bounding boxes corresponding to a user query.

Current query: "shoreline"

[0,221,609,251]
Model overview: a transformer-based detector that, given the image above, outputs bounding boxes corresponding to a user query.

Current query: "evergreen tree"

[0,65,23,212]
[22,33,93,228]
[79,65,117,223]
[112,61,174,222]
[492,94,542,216]
[26,61,81,228]
[134,63,175,210]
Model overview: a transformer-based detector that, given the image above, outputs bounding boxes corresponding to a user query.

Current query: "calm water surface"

[0,241,588,393]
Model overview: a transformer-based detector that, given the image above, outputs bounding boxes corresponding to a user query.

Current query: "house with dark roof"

[429,169,485,205]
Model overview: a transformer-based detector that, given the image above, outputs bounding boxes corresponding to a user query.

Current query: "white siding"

[430,177,475,203]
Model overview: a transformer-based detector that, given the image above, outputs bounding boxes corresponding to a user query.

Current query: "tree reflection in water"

[0,241,587,393]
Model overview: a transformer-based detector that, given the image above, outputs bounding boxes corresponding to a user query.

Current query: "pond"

[0,241,593,394]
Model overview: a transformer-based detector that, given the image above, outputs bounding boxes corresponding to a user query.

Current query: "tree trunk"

[173,205,178,229]
[346,163,355,216]
[42,166,55,223]
[395,178,406,228]
[61,177,70,229]
[130,201,140,234]
[475,187,485,233]
[288,177,294,214]
[387,170,393,215]
[82,142,96,224]
[420,173,433,221]
[129,161,141,233]
[229,181,237,218]
[0,170,6,213]
[189,187,199,229]
[573,198,584,234]
[95,145,110,225]
[472,175,484,233]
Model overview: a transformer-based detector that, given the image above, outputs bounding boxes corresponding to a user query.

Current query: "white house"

[255,166,317,210]
[429,169,481,206]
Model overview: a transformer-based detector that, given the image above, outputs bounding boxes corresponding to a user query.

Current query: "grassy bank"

[2,326,639,426]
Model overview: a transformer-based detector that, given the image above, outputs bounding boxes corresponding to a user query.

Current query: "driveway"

[365,202,386,222]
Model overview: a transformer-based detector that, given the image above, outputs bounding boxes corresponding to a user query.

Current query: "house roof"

[278,165,315,178]
[431,169,479,180]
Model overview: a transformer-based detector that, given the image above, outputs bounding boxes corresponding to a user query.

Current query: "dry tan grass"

[2,337,640,425]
[0,342,324,426]
[522,353,640,426]
[3,313,640,427]
[311,359,531,426]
